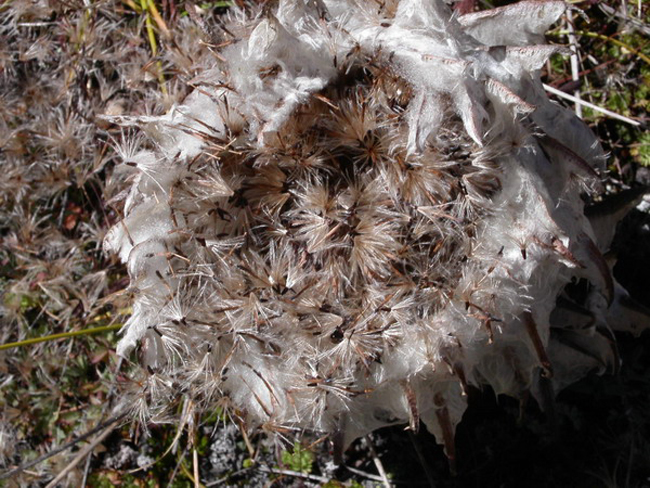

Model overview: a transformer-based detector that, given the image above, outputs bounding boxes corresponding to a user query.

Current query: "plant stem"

[0,323,122,351]
[543,83,643,127]
[140,0,168,95]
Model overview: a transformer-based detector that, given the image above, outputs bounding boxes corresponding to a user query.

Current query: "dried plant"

[2,1,649,483]
[101,0,650,461]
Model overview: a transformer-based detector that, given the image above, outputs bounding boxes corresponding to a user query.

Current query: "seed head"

[105,0,633,456]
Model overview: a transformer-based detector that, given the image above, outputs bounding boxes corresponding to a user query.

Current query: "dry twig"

[0,412,127,482]
[44,416,122,488]
[364,435,393,488]
[543,83,643,127]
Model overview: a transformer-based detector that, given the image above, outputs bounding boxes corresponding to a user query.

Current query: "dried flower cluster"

[4,0,640,464]
[102,0,646,457]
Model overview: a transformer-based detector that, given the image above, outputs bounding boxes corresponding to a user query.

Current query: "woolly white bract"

[105,0,629,458]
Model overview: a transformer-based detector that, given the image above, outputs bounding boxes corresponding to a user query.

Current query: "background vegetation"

[0,0,648,486]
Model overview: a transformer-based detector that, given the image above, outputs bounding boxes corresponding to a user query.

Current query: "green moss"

[632,133,650,166]
[280,441,314,474]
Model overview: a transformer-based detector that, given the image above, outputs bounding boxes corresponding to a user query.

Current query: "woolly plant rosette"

[104,0,630,458]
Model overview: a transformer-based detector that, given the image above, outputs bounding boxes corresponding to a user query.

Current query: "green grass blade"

[0,323,123,351]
